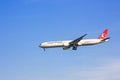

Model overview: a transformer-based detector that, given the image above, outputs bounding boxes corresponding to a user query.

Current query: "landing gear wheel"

[72,46,77,50]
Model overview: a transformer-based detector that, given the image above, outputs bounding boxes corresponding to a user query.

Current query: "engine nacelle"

[63,43,70,50]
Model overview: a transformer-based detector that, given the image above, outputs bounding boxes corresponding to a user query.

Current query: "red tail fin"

[98,29,108,39]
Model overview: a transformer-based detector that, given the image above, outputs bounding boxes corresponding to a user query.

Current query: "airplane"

[39,29,110,50]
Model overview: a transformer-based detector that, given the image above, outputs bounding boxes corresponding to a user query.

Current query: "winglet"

[98,29,108,40]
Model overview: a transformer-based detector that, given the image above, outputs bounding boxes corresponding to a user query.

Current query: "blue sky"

[0,0,120,80]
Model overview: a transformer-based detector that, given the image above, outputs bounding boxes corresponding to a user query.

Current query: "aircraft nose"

[39,43,44,48]
[39,43,42,48]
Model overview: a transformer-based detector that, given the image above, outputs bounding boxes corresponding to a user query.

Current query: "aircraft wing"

[69,34,87,45]
[69,34,87,50]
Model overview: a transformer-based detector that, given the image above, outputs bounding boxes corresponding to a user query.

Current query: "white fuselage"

[40,39,108,48]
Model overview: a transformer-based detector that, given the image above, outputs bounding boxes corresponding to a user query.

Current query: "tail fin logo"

[98,29,108,39]
[101,33,105,38]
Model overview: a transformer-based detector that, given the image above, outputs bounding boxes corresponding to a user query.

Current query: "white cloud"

[63,58,120,80]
